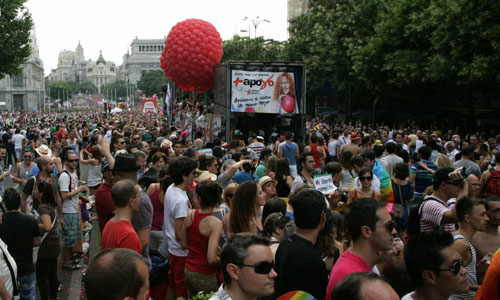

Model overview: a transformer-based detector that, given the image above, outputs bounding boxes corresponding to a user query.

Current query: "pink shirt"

[326,249,371,300]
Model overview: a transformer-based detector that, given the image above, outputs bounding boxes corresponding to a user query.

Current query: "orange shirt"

[475,248,500,300]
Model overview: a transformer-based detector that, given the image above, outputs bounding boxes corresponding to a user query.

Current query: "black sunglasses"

[436,258,463,276]
[377,220,395,233]
[236,261,274,274]
[445,180,463,186]
[68,159,79,163]
[360,176,373,181]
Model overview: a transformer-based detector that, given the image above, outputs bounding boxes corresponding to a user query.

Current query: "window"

[12,75,23,88]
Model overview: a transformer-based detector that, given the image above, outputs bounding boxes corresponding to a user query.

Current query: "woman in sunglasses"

[180,180,223,298]
[347,168,381,206]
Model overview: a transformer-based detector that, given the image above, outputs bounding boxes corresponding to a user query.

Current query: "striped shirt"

[419,196,456,233]
[449,234,477,300]
[410,160,437,200]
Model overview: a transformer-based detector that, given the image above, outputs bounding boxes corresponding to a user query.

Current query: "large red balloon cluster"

[161,19,223,91]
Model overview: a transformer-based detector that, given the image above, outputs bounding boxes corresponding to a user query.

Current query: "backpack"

[406,196,440,237]
[485,168,500,196]
[58,170,72,193]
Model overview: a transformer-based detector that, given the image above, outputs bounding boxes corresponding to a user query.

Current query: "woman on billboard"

[271,72,297,114]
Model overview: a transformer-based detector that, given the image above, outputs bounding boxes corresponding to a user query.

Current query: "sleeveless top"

[282,142,297,166]
[19,163,35,193]
[310,144,322,168]
[449,234,477,300]
[150,184,164,231]
[67,138,79,156]
[185,210,219,274]
[87,163,103,187]
[276,175,291,197]
[353,189,376,200]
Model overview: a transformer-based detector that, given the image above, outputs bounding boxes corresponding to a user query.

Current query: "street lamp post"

[243,16,270,38]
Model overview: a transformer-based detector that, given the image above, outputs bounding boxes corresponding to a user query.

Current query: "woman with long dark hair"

[35,181,61,300]
[274,158,293,197]
[227,181,266,236]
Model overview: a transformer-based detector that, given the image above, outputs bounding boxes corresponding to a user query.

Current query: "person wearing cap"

[258,176,277,201]
[249,136,265,156]
[419,167,465,233]
[94,160,115,234]
[111,154,153,270]
[274,189,328,299]
[341,133,362,156]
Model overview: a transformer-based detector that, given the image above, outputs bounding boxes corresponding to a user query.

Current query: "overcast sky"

[25,0,289,76]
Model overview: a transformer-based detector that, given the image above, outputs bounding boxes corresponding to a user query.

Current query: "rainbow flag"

[373,160,394,203]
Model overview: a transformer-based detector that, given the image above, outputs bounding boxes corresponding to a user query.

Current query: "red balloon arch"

[160,19,223,92]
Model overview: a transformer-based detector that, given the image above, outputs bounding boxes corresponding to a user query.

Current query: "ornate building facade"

[119,37,166,84]
[0,31,45,111]
[86,51,117,93]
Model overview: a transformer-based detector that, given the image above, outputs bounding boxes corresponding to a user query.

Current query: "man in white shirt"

[382,142,403,178]
[12,129,24,160]
[328,132,339,161]
[445,141,460,163]
[164,157,198,300]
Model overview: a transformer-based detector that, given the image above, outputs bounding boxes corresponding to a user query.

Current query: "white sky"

[25,0,289,76]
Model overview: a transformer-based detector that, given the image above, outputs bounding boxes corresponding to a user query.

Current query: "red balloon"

[161,19,223,91]
[281,95,295,113]
[245,106,256,113]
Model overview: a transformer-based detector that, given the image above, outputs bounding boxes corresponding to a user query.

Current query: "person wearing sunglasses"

[12,149,36,197]
[403,231,469,300]
[347,168,381,206]
[448,198,489,300]
[210,234,276,300]
[327,198,397,299]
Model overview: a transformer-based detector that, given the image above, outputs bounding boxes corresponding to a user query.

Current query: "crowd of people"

[0,109,500,300]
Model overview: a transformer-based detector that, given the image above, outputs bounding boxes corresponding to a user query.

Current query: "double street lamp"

[243,16,270,38]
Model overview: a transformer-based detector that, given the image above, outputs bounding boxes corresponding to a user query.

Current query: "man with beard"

[291,152,315,192]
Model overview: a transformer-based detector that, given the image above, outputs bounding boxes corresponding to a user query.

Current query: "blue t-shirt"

[282,142,297,166]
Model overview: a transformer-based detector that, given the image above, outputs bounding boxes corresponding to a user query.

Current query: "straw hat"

[35,144,52,157]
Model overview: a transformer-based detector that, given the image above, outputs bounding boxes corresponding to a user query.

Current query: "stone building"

[119,37,166,84]
[86,51,117,93]
[0,31,45,111]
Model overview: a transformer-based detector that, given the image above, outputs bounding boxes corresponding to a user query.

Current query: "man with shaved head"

[84,248,149,300]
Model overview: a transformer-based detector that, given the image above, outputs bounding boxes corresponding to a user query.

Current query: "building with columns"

[86,51,117,93]
[119,37,166,84]
[0,30,45,111]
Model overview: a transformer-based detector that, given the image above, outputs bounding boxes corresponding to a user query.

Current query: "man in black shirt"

[274,188,329,299]
[0,188,40,300]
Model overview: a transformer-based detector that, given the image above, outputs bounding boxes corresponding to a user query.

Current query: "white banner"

[231,70,298,114]
[313,174,337,195]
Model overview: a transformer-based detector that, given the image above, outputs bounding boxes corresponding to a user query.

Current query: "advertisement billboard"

[231,70,299,114]
[142,99,157,114]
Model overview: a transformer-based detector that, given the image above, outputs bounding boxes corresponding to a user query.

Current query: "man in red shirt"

[101,179,142,253]
[95,161,114,233]
[326,198,397,300]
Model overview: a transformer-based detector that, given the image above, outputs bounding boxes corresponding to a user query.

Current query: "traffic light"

[108,104,112,113]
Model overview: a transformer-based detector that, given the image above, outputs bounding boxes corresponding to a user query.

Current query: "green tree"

[136,70,168,97]
[77,81,97,94]
[49,81,72,100]
[221,35,286,62]
[353,0,500,124]
[285,0,385,116]
[101,80,128,100]
[0,0,33,79]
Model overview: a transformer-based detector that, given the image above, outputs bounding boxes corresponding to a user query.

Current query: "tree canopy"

[0,0,33,79]
[222,35,286,62]
[136,70,169,97]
